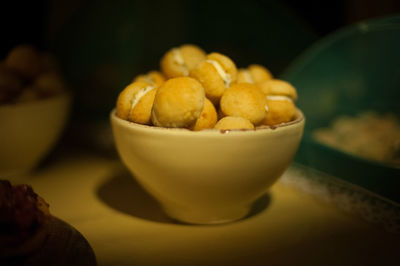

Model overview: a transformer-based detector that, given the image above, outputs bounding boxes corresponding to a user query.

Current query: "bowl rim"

[110,108,305,137]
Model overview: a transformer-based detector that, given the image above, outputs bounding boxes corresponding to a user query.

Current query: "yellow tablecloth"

[14,148,400,266]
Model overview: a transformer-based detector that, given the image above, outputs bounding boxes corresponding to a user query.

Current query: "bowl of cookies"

[0,45,71,178]
[111,44,304,224]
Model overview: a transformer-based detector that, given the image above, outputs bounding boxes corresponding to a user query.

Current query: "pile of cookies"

[116,44,298,131]
[0,44,67,104]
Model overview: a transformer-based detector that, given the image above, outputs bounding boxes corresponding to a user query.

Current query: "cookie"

[33,72,67,97]
[263,95,296,126]
[5,44,42,79]
[220,83,266,125]
[0,63,24,103]
[237,64,273,85]
[134,70,166,88]
[16,86,41,103]
[259,79,297,101]
[190,98,218,131]
[190,52,237,105]
[160,44,206,79]
[151,77,205,128]
[214,116,254,130]
[116,81,157,125]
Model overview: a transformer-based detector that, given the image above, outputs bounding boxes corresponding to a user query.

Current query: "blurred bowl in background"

[0,92,71,177]
[282,15,400,203]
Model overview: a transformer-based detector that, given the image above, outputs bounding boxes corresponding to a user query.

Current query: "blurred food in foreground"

[313,111,400,165]
[0,44,67,104]
[0,179,50,258]
[0,180,97,265]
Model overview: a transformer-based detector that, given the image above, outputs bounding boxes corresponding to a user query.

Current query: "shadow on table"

[96,166,271,225]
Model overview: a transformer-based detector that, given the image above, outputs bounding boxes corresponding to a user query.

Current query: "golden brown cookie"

[160,44,206,79]
[220,83,266,125]
[0,62,24,103]
[5,44,42,79]
[237,64,273,85]
[116,81,157,125]
[134,70,166,88]
[263,95,296,126]
[151,77,205,128]
[214,116,254,130]
[190,52,237,105]
[16,86,41,103]
[33,72,67,97]
[190,98,218,131]
[259,79,297,101]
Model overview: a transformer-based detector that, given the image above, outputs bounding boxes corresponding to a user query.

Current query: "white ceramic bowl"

[111,109,305,224]
[0,93,71,177]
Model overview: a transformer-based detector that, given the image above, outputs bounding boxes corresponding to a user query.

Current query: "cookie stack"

[0,45,67,104]
[116,44,298,131]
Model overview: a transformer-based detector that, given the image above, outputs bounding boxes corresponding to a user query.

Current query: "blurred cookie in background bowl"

[0,44,71,178]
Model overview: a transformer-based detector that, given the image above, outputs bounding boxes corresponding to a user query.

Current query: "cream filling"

[265,95,293,113]
[206,60,232,87]
[266,95,293,102]
[172,48,189,76]
[144,75,154,85]
[242,70,254,83]
[128,86,155,120]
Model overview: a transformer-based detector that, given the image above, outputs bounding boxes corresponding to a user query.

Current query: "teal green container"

[282,15,400,203]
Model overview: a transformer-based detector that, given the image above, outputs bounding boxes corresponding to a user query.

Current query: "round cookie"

[134,70,165,88]
[263,95,296,126]
[151,77,205,128]
[190,52,237,105]
[33,72,67,97]
[17,86,41,103]
[0,63,24,103]
[116,81,157,125]
[259,79,297,101]
[214,116,254,130]
[220,83,266,126]
[237,64,273,85]
[5,44,42,79]
[160,44,206,78]
[190,98,218,131]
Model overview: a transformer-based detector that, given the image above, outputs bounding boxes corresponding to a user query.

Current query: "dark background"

[1,0,399,120]
[2,0,400,53]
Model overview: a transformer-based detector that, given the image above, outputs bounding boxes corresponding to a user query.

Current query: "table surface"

[13,148,400,266]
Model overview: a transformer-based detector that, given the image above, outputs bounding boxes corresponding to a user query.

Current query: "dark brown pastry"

[0,180,50,258]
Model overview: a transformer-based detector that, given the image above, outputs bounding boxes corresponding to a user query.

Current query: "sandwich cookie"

[134,70,165,88]
[160,44,206,79]
[190,52,237,105]
[5,44,43,79]
[220,83,266,126]
[263,95,296,126]
[259,79,297,101]
[116,81,157,125]
[151,77,205,128]
[32,72,67,98]
[237,64,273,85]
[0,63,24,103]
[190,98,218,131]
[214,116,254,130]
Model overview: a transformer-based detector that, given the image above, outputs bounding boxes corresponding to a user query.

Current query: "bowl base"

[162,204,250,225]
